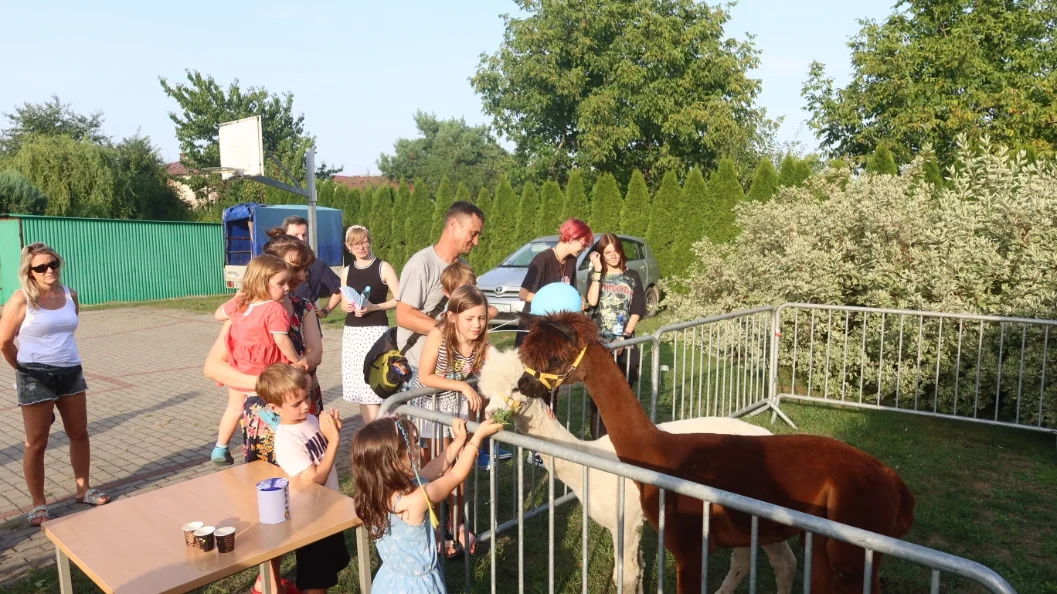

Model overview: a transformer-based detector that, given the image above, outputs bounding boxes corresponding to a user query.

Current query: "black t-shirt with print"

[594,269,645,341]
[520,248,578,314]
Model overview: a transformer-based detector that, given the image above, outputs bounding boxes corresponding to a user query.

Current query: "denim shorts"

[15,363,88,406]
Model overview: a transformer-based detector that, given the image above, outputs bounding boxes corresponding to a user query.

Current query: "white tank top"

[17,287,82,366]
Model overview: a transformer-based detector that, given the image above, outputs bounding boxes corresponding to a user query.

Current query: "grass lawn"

[9,298,1054,593]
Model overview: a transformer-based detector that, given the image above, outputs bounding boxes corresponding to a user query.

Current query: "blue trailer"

[221,203,344,289]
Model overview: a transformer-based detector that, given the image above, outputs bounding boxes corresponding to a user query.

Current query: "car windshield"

[499,240,557,267]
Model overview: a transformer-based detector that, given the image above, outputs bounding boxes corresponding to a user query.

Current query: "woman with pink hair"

[515,218,593,350]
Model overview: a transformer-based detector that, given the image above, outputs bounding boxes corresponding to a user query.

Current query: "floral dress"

[242,296,325,464]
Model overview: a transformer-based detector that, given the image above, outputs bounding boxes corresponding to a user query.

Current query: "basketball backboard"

[218,115,264,180]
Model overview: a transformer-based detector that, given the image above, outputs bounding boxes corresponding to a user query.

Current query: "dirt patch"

[969,480,993,495]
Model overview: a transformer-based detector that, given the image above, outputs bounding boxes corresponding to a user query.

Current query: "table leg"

[258,561,275,594]
[356,526,372,594]
[56,547,73,594]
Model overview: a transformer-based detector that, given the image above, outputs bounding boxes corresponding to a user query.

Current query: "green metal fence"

[0,216,231,305]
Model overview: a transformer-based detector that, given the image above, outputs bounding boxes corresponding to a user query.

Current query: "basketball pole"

[305,146,319,255]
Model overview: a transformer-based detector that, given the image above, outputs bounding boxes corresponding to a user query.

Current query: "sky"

[1,0,895,176]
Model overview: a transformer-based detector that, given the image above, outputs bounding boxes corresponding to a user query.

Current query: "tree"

[620,170,651,238]
[471,187,494,269]
[0,169,48,215]
[378,111,514,193]
[405,179,433,257]
[472,0,776,184]
[431,176,455,239]
[670,168,709,275]
[486,175,520,268]
[159,70,341,203]
[922,157,944,190]
[536,179,564,236]
[646,170,682,277]
[705,158,744,244]
[802,0,1057,163]
[778,155,810,187]
[515,181,540,245]
[589,173,622,234]
[562,170,588,222]
[866,145,898,175]
[389,182,412,267]
[368,186,394,261]
[111,134,189,221]
[746,158,779,202]
[455,183,471,205]
[1,95,108,155]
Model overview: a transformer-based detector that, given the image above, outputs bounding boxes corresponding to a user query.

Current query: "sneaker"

[526,451,546,468]
[476,450,493,471]
[494,445,514,461]
[211,446,234,466]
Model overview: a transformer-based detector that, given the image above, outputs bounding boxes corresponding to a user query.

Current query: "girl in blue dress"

[352,415,503,593]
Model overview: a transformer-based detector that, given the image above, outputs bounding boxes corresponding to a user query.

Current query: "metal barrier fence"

[773,303,1057,435]
[369,404,1017,594]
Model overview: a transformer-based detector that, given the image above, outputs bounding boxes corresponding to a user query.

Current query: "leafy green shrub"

[0,169,48,214]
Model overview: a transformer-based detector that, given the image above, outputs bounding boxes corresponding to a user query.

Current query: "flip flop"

[75,487,110,506]
[456,525,478,555]
[443,539,463,560]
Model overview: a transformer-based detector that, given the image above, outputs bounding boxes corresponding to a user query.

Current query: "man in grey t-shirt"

[395,201,485,368]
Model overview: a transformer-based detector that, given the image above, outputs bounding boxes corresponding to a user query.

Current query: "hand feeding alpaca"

[479,349,796,594]
[515,312,916,594]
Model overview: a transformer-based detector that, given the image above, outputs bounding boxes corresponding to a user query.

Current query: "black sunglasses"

[30,260,60,274]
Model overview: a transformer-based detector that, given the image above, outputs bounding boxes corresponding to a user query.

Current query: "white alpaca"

[480,349,796,594]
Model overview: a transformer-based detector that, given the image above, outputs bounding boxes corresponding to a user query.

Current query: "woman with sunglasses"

[0,243,110,527]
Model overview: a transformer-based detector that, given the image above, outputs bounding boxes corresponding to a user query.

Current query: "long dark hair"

[351,417,418,539]
[595,233,627,276]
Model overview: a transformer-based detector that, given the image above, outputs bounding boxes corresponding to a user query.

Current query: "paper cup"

[215,527,236,553]
[194,526,216,552]
[256,477,291,524]
[182,521,204,547]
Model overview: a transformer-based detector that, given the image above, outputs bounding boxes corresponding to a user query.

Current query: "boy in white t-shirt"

[257,364,350,593]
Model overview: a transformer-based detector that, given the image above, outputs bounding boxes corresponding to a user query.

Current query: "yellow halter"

[522,346,588,391]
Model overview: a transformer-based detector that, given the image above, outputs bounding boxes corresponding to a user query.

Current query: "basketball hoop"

[201,166,248,181]
[218,116,264,180]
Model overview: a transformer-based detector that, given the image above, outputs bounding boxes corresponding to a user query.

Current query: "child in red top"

[211,254,305,465]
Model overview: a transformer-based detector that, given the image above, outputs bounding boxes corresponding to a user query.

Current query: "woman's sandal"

[456,525,478,555]
[250,578,301,594]
[28,505,49,527]
[75,488,110,506]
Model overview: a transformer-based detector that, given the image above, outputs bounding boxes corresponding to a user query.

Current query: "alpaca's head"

[480,349,530,420]
[516,311,600,399]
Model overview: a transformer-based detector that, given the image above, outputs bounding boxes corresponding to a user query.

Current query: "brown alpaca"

[516,312,916,594]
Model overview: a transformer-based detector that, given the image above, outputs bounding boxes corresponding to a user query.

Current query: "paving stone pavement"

[0,307,364,586]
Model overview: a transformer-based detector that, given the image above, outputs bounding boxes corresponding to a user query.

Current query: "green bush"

[746,157,778,202]
[663,138,1057,426]
[619,169,651,238]
[562,170,588,222]
[0,169,48,215]
[515,181,540,245]
[536,179,564,236]
[588,172,622,234]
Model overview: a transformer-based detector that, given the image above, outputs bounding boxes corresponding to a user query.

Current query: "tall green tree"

[646,170,682,277]
[0,95,108,156]
[472,0,775,184]
[405,179,433,258]
[619,170,651,238]
[378,111,515,192]
[159,70,342,204]
[339,187,361,227]
[0,170,48,215]
[746,157,779,202]
[589,173,622,233]
[670,168,709,276]
[471,187,494,269]
[368,186,394,261]
[778,155,810,187]
[455,183,471,205]
[486,175,520,268]
[561,170,588,222]
[865,145,898,175]
[389,182,412,267]
[704,158,744,244]
[431,176,455,239]
[536,179,564,236]
[802,0,1057,163]
[922,157,945,190]
[515,181,540,244]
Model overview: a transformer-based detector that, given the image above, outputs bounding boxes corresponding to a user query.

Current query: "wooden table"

[42,461,371,594]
